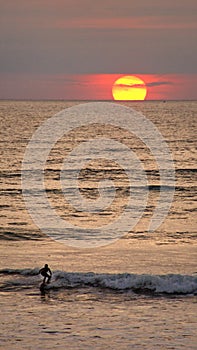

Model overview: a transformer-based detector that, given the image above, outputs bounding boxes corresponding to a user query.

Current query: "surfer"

[39,264,52,284]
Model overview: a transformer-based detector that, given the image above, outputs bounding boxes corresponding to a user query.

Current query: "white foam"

[1,269,196,295]
[49,271,197,295]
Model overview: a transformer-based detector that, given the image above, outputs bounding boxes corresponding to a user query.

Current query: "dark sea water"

[0,101,196,349]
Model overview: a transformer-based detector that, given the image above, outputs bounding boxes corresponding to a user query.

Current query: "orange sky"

[71,74,197,100]
[0,1,196,100]
[1,73,196,100]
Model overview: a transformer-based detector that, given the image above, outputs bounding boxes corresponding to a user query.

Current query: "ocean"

[0,100,196,349]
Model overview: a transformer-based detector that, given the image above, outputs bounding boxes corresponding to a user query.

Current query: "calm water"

[0,100,197,349]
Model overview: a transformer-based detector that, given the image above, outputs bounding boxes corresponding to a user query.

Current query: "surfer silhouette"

[39,264,52,284]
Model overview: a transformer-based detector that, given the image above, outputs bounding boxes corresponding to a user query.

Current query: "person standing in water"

[39,264,52,284]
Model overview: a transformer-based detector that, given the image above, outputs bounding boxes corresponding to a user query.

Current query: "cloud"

[114,81,174,89]
[1,73,196,99]
[46,16,196,30]
[1,2,196,31]
[145,81,174,87]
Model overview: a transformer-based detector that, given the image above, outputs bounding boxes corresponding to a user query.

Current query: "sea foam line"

[0,269,196,295]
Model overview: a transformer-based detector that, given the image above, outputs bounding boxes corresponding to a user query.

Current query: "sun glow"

[112,75,147,101]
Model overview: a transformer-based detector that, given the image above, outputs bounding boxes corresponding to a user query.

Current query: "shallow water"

[0,239,197,350]
[1,287,196,350]
[0,100,197,349]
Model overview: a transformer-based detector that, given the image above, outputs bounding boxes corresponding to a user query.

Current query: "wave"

[0,268,196,295]
[0,229,44,241]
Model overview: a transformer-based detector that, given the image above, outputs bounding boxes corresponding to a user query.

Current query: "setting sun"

[112,75,147,101]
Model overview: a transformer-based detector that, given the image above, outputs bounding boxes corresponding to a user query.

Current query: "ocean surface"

[0,100,196,349]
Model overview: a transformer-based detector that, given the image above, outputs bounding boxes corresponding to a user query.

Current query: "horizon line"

[0,98,196,102]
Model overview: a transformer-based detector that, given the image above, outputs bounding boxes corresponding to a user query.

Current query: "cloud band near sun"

[0,73,196,100]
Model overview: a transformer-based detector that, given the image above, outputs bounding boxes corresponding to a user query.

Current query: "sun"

[112,75,147,101]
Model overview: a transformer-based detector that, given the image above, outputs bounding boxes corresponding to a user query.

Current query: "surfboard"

[39,277,52,293]
[39,282,46,293]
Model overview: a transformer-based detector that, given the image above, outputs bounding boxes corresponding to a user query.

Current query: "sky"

[0,0,197,100]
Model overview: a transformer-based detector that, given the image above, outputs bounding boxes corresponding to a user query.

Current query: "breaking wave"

[0,268,196,295]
